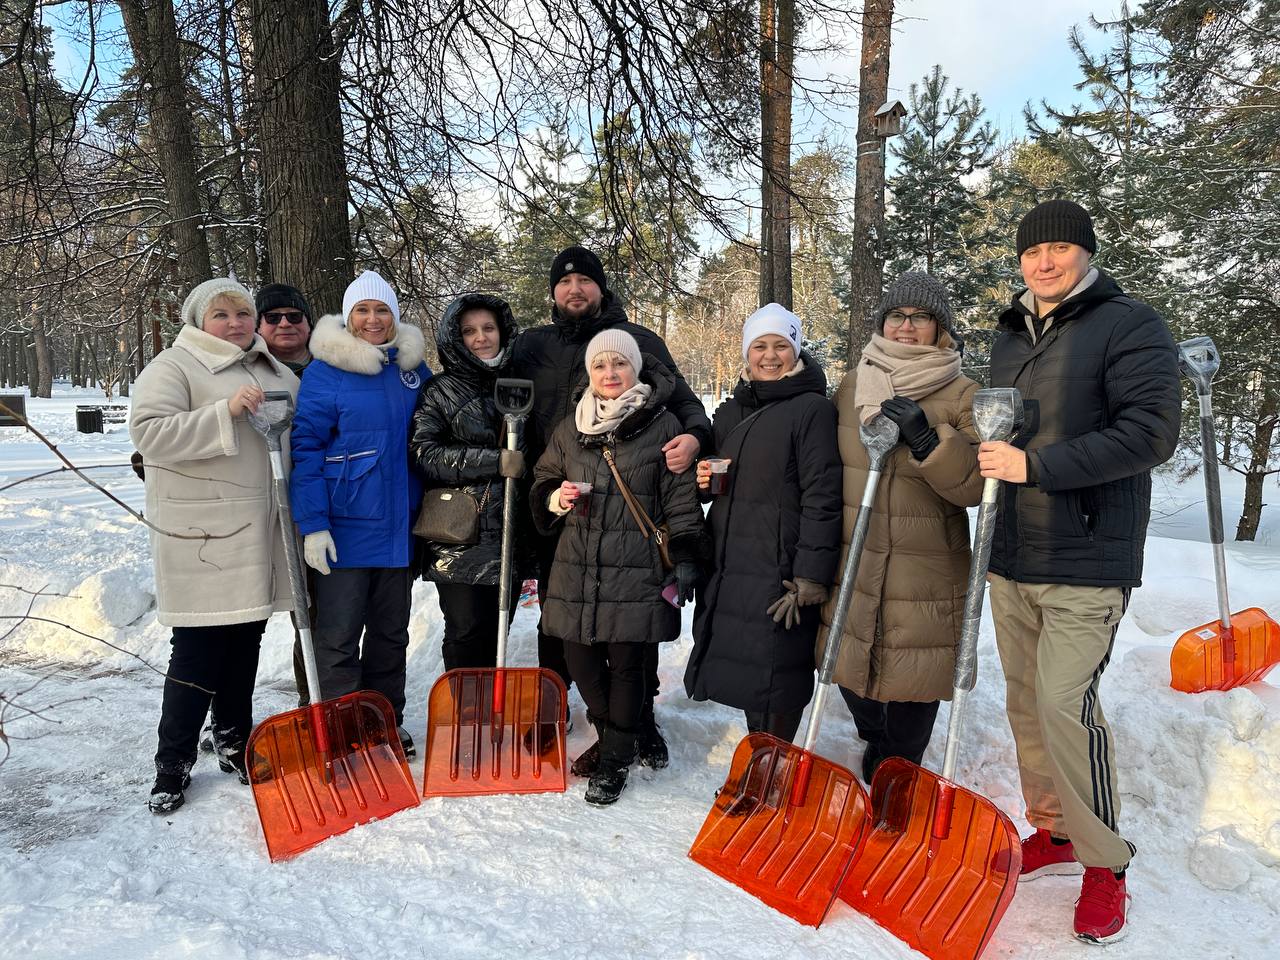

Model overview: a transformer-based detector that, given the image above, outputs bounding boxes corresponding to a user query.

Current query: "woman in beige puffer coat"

[130,277,298,814]
[817,272,982,783]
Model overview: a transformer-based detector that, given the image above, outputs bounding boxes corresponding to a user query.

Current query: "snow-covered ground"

[1,384,1277,960]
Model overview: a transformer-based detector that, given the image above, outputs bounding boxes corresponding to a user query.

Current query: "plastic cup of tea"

[570,481,593,517]
[662,581,681,607]
[706,458,730,495]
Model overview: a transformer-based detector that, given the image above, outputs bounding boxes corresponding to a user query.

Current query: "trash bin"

[75,407,104,433]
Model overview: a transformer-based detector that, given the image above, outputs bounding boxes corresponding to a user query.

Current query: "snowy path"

[2,387,1278,959]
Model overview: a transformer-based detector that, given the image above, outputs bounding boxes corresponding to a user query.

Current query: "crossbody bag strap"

[602,447,659,540]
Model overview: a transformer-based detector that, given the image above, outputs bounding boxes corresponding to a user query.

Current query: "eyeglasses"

[261,310,307,326]
[884,311,936,330]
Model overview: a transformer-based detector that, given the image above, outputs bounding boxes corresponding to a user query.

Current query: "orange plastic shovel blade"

[689,733,870,927]
[247,691,420,862]
[1170,608,1280,693]
[839,758,1021,960]
[422,667,568,799]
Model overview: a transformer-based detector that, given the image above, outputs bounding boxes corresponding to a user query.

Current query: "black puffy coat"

[686,356,843,714]
[513,292,713,467]
[989,270,1180,587]
[409,294,528,586]
[530,360,704,646]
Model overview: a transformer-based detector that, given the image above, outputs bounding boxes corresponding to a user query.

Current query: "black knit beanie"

[1016,199,1097,257]
[255,283,312,321]
[876,271,957,341]
[548,246,608,295]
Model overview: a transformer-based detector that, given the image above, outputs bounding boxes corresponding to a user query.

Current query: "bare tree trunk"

[1235,392,1278,541]
[848,0,894,352]
[251,0,353,315]
[118,0,214,290]
[30,310,53,398]
[758,0,794,309]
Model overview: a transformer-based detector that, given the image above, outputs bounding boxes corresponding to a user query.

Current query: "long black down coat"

[530,359,704,646]
[989,270,1180,587]
[513,292,713,467]
[409,294,529,586]
[686,355,843,714]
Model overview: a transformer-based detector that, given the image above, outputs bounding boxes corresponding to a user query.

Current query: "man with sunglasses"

[255,283,314,375]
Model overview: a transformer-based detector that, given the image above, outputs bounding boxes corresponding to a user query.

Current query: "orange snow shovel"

[245,393,419,861]
[422,378,569,799]
[1169,337,1280,693]
[839,388,1024,960]
[688,414,899,927]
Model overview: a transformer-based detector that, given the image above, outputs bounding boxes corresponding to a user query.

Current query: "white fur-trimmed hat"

[741,302,801,360]
[584,328,643,375]
[180,277,255,329]
[342,270,400,326]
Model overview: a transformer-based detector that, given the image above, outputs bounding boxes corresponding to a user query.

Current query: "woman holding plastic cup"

[686,304,842,743]
[530,329,704,805]
[816,271,982,783]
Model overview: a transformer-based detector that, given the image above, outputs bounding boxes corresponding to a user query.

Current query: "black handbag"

[413,484,491,545]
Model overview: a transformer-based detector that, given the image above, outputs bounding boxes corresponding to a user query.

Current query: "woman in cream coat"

[130,277,298,814]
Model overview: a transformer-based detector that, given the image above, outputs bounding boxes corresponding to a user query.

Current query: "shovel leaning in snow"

[422,378,569,799]
[244,391,420,861]
[1169,337,1280,692]
[838,387,1024,960]
[688,414,899,927]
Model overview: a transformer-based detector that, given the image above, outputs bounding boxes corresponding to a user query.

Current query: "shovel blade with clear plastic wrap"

[689,416,899,926]
[838,388,1023,960]
[245,391,419,861]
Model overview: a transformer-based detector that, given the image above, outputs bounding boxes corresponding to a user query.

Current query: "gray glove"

[499,449,525,479]
[766,587,801,630]
[787,578,829,607]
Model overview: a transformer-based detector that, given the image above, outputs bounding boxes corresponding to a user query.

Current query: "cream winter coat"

[130,325,299,626]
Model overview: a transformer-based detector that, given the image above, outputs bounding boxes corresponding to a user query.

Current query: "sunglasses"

[261,310,308,326]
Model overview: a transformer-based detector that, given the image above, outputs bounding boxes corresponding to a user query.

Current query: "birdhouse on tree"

[874,100,907,138]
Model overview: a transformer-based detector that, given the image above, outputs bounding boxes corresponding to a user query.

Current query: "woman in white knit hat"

[288,270,431,757]
[685,303,842,744]
[130,277,299,814]
[530,328,704,805]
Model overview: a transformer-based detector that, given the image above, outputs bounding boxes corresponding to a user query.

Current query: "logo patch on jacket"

[400,370,421,389]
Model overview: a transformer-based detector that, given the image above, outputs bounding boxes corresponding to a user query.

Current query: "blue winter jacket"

[290,314,431,568]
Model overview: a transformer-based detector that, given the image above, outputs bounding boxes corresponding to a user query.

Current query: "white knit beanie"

[584,328,643,375]
[741,302,802,360]
[180,278,255,329]
[342,270,400,326]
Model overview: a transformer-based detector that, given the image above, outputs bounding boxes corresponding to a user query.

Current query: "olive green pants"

[989,574,1136,870]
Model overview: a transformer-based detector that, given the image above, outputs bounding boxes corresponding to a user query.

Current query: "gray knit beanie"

[180,278,255,329]
[876,271,956,340]
[584,328,643,375]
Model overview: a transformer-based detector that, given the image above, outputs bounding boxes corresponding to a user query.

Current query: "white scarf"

[575,382,653,436]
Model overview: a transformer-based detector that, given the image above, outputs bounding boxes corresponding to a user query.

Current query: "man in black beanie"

[256,283,314,376]
[513,244,712,772]
[978,198,1180,944]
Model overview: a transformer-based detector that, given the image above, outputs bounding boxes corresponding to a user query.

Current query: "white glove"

[303,530,337,575]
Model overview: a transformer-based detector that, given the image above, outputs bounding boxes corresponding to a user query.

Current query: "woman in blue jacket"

[289,270,430,755]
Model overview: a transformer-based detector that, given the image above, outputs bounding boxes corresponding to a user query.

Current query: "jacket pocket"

[323,447,384,520]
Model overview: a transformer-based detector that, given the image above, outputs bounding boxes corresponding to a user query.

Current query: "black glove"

[675,561,699,605]
[880,395,939,461]
[499,449,525,479]
[130,450,146,481]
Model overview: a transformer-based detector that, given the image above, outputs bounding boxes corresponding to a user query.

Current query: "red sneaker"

[1019,828,1082,881]
[1074,866,1129,944]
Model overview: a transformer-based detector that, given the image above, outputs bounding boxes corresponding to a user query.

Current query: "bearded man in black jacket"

[977,200,1180,945]
[513,246,712,771]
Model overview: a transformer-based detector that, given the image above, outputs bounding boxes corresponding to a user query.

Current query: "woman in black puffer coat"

[531,329,703,806]
[686,304,843,744]
[410,293,528,670]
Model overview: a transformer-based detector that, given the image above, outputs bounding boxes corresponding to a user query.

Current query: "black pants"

[435,581,518,671]
[535,532,660,712]
[289,564,320,707]
[840,687,940,767]
[744,708,805,744]
[312,566,413,725]
[155,620,266,773]
[563,641,648,734]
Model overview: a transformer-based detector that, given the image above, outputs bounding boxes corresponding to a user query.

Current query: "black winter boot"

[148,765,192,814]
[571,716,606,778]
[585,725,637,806]
[636,706,668,769]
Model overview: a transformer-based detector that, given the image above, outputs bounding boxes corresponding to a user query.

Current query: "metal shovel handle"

[494,378,533,673]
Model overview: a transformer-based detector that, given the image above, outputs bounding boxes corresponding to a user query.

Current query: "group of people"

[130,199,1181,945]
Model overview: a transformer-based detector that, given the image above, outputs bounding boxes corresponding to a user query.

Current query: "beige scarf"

[852,332,962,424]
[575,382,653,436]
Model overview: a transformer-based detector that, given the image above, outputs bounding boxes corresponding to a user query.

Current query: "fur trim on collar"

[310,313,426,375]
